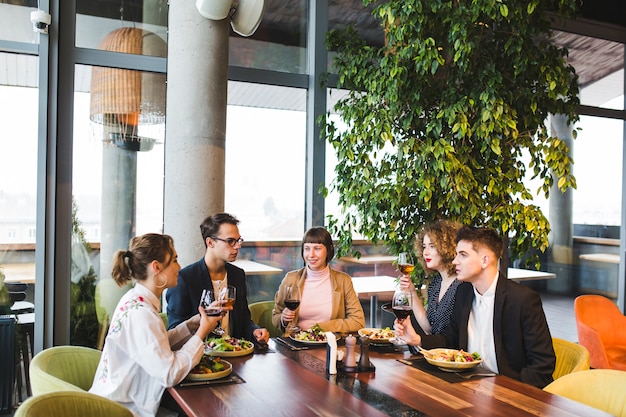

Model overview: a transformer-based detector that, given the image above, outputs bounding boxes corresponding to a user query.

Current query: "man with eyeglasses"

[166,213,270,347]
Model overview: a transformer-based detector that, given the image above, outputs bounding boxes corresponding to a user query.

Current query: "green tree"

[324,0,580,274]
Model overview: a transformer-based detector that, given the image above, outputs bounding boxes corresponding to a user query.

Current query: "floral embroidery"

[109,295,146,335]
[98,353,109,383]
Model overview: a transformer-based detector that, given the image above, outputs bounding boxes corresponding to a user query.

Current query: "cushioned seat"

[544,369,626,417]
[30,346,101,395]
[13,391,132,417]
[249,300,282,338]
[552,337,590,380]
[574,294,626,370]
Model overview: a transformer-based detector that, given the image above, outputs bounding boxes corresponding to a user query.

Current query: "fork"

[455,372,496,379]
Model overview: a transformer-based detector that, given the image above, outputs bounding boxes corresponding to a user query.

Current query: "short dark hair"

[301,227,335,264]
[455,226,503,258]
[200,213,240,246]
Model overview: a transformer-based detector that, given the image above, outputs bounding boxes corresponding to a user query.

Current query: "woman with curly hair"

[400,220,469,335]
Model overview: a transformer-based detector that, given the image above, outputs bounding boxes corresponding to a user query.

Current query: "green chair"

[552,337,590,380]
[544,369,626,417]
[14,391,132,417]
[249,300,282,338]
[30,346,101,395]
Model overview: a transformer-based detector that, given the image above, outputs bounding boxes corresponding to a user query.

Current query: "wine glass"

[397,252,415,276]
[392,286,413,345]
[199,289,222,317]
[214,285,235,336]
[284,284,301,335]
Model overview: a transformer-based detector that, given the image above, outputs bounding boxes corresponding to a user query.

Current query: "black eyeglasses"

[211,236,244,247]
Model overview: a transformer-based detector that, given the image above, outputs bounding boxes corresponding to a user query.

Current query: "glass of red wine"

[392,286,413,345]
[284,284,301,335]
[200,288,226,335]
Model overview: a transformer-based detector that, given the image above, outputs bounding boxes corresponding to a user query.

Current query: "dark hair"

[200,213,240,246]
[415,220,461,276]
[111,233,175,286]
[455,226,503,258]
[301,227,335,264]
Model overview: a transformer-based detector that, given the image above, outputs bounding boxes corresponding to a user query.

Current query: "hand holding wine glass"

[284,284,301,335]
[392,287,413,345]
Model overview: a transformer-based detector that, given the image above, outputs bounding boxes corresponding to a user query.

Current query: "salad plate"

[358,327,395,344]
[423,348,482,372]
[289,325,339,345]
[186,357,232,381]
[205,336,255,357]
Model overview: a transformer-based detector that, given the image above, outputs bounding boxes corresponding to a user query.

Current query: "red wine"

[285,299,301,310]
[201,302,222,316]
[398,263,415,274]
[392,305,412,320]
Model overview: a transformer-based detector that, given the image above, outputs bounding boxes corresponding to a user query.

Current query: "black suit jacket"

[421,273,556,388]
[166,258,259,342]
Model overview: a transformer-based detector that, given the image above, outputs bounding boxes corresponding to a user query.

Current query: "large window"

[225,82,306,240]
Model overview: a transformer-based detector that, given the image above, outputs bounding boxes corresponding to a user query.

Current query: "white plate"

[423,348,482,371]
[205,344,254,357]
[289,334,328,345]
[358,328,395,343]
[185,359,232,381]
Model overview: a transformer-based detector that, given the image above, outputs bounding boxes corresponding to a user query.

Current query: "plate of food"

[422,348,482,372]
[205,335,255,357]
[358,327,395,343]
[186,356,232,381]
[290,324,337,345]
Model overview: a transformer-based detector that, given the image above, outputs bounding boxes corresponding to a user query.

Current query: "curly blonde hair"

[415,220,461,276]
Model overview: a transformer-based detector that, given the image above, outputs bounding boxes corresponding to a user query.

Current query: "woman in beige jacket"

[272,227,365,334]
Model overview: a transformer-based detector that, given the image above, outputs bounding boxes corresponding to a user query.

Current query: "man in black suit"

[396,226,555,388]
[166,213,269,346]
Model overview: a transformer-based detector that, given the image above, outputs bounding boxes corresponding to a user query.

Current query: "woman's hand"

[281,306,296,327]
[196,305,222,340]
[399,274,415,291]
[394,317,421,346]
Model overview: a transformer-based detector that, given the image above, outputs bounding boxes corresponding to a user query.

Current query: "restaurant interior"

[1,0,626,416]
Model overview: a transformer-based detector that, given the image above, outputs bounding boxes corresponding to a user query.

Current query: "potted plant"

[323,0,580,284]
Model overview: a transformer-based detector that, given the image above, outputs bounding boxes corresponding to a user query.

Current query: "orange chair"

[574,295,626,370]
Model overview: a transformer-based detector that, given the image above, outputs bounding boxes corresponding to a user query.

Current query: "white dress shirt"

[90,283,204,417]
[467,273,499,373]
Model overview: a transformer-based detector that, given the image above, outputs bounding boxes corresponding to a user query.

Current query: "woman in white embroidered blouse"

[89,233,226,417]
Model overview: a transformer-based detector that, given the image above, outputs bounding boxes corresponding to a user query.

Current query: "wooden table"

[340,255,396,275]
[230,260,283,275]
[168,340,611,417]
[351,276,398,327]
[1,263,36,284]
[579,253,620,264]
[507,267,556,281]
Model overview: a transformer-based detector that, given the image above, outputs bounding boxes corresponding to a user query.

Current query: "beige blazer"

[271,267,365,334]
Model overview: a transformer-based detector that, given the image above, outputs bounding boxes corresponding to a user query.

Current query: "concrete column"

[547,114,575,293]
[164,0,229,267]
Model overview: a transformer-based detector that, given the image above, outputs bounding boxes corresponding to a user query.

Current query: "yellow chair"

[14,391,132,417]
[552,337,590,380]
[544,369,626,417]
[30,346,101,395]
[249,300,282,338]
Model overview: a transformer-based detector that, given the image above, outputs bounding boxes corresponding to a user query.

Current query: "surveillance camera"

[30,10,51,34]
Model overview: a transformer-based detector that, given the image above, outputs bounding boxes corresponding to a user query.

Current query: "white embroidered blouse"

[90,283,204,417]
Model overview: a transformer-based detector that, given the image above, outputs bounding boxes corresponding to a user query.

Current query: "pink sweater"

[297,266,332,330]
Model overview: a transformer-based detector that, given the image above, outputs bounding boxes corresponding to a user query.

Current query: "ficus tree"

[323,0,580,276]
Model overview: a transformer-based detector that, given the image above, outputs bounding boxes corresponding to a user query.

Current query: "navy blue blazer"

[421,273,556,388]
[166,258,259,342]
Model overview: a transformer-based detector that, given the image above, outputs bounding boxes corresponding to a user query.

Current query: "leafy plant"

[70,198,99,347]
[323,0,580,274]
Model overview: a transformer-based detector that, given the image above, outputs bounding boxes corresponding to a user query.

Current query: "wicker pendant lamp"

[89,27,166,150]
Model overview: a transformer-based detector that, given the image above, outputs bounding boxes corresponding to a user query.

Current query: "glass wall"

[1,0,626,350]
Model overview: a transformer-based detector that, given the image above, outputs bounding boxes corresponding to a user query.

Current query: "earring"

[154,272,167,289]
